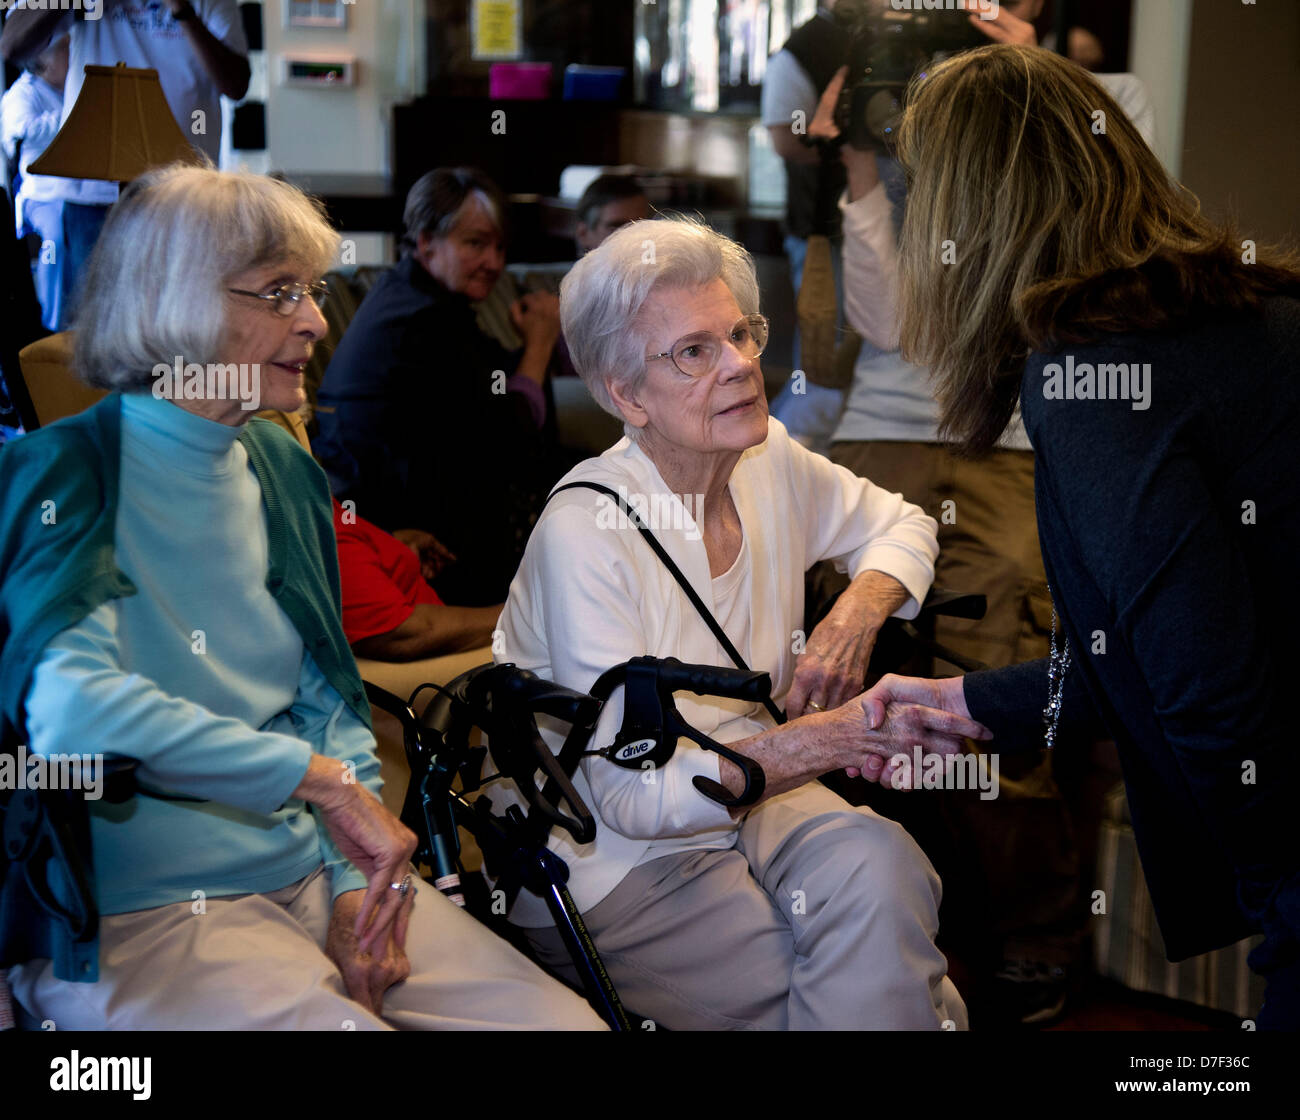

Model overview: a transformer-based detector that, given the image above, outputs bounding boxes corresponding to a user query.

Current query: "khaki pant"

[827,440,1085,964]
[828,441,1052,668]
[527,783,968,1030]
[8,866,605,1031]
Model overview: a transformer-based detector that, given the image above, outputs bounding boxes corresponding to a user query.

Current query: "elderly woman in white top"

[492,217,986,1029]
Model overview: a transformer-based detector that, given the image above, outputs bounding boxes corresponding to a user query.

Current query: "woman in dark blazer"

[851,44,1300,1029]
[314,168,562,606]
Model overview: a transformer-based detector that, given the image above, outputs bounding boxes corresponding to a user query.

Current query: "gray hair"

[74,163,339,392]
[559,216,761,439]
[400,167,504,255]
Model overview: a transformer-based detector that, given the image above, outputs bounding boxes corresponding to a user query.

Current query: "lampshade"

[28,63,203,183]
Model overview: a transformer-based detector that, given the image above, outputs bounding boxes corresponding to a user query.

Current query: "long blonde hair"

[894,44,1300,455]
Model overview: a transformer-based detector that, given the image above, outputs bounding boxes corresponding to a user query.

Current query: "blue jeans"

[56,201,111,330]
[20,198,65,332]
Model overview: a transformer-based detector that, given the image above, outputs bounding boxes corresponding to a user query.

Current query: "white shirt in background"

[1,71,64,233]
[44,0,248,205]
[833,72,1157,449]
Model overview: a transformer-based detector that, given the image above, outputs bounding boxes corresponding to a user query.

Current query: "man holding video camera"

[760,1,857,451]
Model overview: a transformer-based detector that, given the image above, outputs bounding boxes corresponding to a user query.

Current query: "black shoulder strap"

[549,481,786,725]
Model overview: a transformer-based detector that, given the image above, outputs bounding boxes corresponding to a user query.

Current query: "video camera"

[833,1,991,150]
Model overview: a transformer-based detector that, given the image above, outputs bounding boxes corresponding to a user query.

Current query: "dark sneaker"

[992,958,1071,1027]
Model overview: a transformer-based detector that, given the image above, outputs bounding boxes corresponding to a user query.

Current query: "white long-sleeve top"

[491,416,939,924]
[834,181,1032,449]
[0,72,64,234]
[833,71,1157,451]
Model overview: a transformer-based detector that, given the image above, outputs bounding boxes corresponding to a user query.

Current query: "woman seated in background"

[491,216,989,1030]
[333,498,500,661]
[855,44,1300,1029]
[314,167,563,608]
[0,164,603,1031]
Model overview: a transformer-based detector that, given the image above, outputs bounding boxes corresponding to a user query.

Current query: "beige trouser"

[527,783,968,1030]
[8,866,605,1031]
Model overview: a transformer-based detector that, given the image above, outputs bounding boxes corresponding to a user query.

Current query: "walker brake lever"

[671,714,766,810]
[594,656,769,809]
[467,664,600,845]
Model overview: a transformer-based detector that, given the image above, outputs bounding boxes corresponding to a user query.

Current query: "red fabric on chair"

[333,499,443,645]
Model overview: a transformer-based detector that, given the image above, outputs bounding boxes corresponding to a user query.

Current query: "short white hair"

[75,163,339,392]
[559,216,761,439]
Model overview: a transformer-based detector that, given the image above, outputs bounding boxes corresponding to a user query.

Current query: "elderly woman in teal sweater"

[0,165,602,1031]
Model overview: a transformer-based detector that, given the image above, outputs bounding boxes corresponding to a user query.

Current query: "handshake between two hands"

[811,674,994,792]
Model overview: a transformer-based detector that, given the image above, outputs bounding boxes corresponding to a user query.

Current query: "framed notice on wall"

[471,0,522,61]
[285,0,347,30]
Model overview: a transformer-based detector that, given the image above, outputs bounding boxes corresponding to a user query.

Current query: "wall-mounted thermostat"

[285,0,348,30]
[280,54,357,88]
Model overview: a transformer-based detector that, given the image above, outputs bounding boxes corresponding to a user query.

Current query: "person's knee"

[794,809,942,924]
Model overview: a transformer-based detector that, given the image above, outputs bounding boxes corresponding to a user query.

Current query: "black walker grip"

[652,657,773,705]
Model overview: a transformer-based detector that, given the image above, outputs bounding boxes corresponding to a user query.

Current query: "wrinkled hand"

[510,290,561,349]
[787,604,879,719]
[813,680,990,784]
[326,888,413,1018]
[309,770,418,956]
[850,673,989,786]
[392,527,457,582]
[969,7,1038,47]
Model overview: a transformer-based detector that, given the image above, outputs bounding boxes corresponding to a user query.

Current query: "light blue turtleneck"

[23,392,377,914]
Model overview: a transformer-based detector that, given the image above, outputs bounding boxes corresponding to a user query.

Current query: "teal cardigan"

[0,393,371,981]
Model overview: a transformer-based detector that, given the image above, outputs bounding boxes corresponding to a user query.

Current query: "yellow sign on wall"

[472,0,522,61]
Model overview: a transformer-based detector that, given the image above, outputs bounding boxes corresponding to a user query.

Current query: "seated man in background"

[334,498,500,661]
[573,174,651,257]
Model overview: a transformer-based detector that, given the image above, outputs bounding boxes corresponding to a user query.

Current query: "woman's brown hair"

[894,44,1300,456]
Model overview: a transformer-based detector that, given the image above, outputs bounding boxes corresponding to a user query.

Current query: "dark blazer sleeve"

[1027,348,1293,895]
[963,657,1104,753]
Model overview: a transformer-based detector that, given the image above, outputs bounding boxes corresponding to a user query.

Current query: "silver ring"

[390,873,412,898]
[806,701,826,712]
